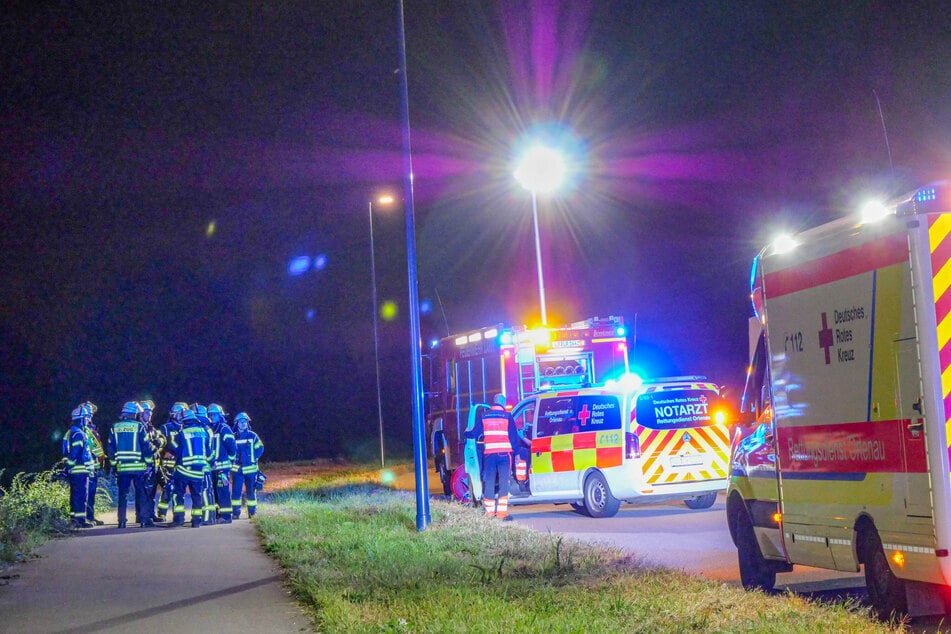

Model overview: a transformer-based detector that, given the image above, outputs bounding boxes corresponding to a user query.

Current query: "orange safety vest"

[482,408,513,455]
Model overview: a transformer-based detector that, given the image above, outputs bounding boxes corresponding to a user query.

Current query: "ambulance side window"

[745,334,770,417]
[513,404,536,440]
[535,397,575,438]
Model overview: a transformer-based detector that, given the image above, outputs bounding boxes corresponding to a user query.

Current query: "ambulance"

[462,376,732,518]
[728,182,951,616]
[427,316,630,496]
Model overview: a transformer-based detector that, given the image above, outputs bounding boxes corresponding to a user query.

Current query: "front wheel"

[583,472,620,518]
[862,528,907,619]
[684,492,717,510]
[734,509,775,591]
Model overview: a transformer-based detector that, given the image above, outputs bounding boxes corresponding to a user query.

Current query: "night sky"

[2,1,950,475]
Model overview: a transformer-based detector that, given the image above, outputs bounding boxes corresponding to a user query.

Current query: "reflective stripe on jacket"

[234,430,263,474]
[66,426,92,475]
[172,423,211,480]
[108,420,152,473]
[482,408,514,455]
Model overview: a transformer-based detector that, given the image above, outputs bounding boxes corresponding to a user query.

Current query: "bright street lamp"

[369,194,394,470]
[514,145,566,325]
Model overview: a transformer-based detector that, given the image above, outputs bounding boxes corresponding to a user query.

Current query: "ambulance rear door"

[633,384,730,490]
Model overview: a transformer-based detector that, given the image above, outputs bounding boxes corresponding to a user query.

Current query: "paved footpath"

[0,507,310,633]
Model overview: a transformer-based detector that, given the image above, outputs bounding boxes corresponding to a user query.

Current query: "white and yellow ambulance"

[728,182,951,616]
[464,376,731,518]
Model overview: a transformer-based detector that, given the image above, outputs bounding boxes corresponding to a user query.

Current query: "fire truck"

[427,316,629,495]
[727,182,951,617]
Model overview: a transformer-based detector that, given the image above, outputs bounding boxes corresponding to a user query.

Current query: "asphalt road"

[0,507,310,634]
[507,492,867,595]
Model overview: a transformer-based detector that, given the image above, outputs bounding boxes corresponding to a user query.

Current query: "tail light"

[625,432,640,459]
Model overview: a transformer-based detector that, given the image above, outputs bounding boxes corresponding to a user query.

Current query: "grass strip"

[256,469,902,633]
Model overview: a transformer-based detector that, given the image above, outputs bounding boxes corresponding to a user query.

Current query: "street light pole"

[529,189,547,325]
[368,198,388,471]
[514,144,566,327]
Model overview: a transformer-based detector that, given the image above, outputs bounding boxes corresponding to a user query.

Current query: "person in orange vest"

[470,393,521,520]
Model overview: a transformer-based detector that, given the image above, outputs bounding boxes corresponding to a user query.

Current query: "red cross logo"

[577,404,591,426]
[818,312,834,365]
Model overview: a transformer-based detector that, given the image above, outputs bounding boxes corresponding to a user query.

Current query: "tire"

[437,461,451,496]
[449,465,473,506]
[684,492,717,510]
[862,528,907,619]
[570,502,590,516]
[734,509,776,591]
[582,472,620,518]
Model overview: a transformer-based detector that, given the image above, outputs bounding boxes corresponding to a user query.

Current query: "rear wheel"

[684,492,717,510]
[583,472,620,518]
[449,465,473,506]
[734,509,775,591]
[861,527,907,619]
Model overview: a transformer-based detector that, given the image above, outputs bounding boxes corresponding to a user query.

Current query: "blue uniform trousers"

[231,471,257,518]
[85,472,99,521]
[68,473,88,524]
[213,470,232,520]
[173,474,205,527]
[482,453,512,500]
[116,472,147,525]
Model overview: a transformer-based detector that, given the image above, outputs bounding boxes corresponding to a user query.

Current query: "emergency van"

[427,316,629,495]
[461,376,732,517]
[728,182,951,616]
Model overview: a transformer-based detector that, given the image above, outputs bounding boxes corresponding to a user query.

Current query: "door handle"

[907,419,924,433]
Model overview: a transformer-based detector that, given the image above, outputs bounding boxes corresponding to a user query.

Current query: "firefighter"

[82,402,105,526]
[470,393,521,519]
[156,403,187,521]
[231,412,263,519]
[191,403,217,524]
[208,403,236,523]
[107,401,155,528]
[170,407,211,527]
[139,400,165,522]
[64,404,94,528]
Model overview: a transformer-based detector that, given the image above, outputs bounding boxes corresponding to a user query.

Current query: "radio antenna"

[873,90,895,182]
[435,287,450,336]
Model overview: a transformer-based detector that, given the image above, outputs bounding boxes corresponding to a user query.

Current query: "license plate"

[670,454,704,467]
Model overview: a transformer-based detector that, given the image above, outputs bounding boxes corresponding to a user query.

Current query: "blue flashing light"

[420,299,433,315]
[313,254,328,271]
[429,338,439,349]
[288,256,311,276]
[499,331,514,345]
[616,326,626,337]
[917,187,937,203]
[306,308,315,321]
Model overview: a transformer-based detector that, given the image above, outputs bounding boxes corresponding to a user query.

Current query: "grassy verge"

[256,466,901,633]
[0,468,71,563]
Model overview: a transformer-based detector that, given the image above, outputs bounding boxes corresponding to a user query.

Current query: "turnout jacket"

[233,428,263,474]
[171,420,211,480]
[107,418,153,473]
[210,422,237,471]
[65,424,93,475]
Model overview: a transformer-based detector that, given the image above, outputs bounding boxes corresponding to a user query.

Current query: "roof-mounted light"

[860,200,891,224]
[771,234,799,255]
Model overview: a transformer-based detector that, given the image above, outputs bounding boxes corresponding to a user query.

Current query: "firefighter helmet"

[234,412,251,429]
[121,401,143,418]
[191,403,210,425]
[139,400,155,413]
[71,405,88,421]
[180,408,198,424]
[207,403,227,419]
[169,402,189,421]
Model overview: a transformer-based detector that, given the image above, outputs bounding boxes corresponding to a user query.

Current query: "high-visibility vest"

[482,408,512,455]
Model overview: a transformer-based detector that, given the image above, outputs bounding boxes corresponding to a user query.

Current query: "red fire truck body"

[427,316,629,494]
